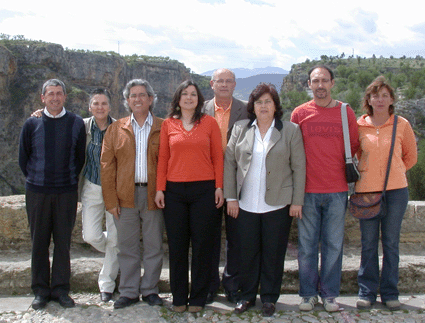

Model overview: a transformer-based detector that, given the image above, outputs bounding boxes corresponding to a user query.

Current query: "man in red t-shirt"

[291,66,359,312]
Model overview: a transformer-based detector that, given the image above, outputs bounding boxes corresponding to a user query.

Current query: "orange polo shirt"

[355,114,417,193]
[214,99,232,152]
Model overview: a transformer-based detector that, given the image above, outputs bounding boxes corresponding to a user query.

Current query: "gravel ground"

[1,293,424,323]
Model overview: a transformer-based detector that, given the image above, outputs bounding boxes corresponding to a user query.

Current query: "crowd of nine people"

[19,65,417,317]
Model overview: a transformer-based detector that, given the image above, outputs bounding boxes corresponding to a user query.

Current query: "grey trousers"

[113,186,164,299]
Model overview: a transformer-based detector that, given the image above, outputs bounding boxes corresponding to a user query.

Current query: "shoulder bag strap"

[382,115,398,194]
[341,103,353,163]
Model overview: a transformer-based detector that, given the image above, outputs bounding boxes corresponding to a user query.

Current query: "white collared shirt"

[131,112,153,183]
[43,107,66,118]
[239,119,286,213]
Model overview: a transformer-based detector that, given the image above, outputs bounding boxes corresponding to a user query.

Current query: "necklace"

[324,98,333,108]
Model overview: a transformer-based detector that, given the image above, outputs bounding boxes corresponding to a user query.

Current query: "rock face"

[0,42,213,195]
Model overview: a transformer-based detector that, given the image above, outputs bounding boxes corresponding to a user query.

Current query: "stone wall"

[1,195,424,251]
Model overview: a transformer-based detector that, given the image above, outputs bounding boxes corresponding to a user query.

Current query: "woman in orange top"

[355,76,417,311]
[155,80,224,313]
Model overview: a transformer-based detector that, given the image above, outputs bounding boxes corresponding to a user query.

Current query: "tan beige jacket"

[224,118,306,206]
[101,115,163,211]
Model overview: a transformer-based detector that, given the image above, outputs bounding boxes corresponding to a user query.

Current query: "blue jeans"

[298,192,348,298]
[358,187,408,303]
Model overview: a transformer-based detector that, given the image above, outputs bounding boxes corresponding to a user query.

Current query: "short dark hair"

[89,88,111,107]
[169,80,205,124]
[362,76,396,116]
[247,83,283,121]
[308,65,334,81]
[42,79,66,95]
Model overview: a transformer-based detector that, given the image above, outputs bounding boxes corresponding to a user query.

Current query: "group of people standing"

[19,65,417,317]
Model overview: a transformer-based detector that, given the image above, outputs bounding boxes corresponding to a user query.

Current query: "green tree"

[408,140,425,200]
[281,90,311,110]
[345,87,362,112]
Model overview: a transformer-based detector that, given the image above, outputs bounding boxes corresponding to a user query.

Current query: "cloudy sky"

[1,0,425,74]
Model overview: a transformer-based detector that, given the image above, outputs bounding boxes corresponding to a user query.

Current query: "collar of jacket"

[247,117,283,131]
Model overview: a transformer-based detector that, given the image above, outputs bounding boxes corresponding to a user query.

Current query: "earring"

[176,106,180,111]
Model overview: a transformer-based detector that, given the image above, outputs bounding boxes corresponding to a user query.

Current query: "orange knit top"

[355,114,417,193]
[156,115,223,191]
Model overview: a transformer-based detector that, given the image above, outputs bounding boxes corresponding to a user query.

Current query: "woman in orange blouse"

[355,76,417,311]
[155,80,224,313]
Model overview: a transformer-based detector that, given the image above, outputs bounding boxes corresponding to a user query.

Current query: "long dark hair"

[169,80,205,124]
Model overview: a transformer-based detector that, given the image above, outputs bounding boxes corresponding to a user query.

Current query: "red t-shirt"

[291,100,359,193]
[156,115,223,191]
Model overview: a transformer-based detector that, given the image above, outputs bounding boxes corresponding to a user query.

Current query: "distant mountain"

[201,67,288,78]
[201,67,288,101]
[234,73,287,101]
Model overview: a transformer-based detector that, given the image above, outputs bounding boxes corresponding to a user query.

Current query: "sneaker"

[299,296,318,311]
[323,298,339,312]
[385,300,401,311]
[356,298,372,309]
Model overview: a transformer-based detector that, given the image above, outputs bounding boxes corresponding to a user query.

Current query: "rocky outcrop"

[0,42,212,195]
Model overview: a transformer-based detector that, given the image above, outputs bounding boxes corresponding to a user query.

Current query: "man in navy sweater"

[19,79,86,310]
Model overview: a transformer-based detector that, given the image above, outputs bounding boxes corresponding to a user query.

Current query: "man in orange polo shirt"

[203,68,248,304]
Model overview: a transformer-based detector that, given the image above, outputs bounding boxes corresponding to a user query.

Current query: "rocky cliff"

[0,41,212,195]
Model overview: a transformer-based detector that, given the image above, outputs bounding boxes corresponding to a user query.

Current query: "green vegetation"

[408,140,425,200]
[284,54,425,114]
[283,54,425,200]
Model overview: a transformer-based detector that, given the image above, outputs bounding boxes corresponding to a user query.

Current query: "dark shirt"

[19,111,86,194]
[83,117,112,185]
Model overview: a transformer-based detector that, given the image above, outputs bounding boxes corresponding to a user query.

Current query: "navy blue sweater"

[19,111,86,194]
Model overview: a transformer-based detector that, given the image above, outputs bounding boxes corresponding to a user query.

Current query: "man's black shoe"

[234,300,255,314]
[31,295,50,310]
[226,291,240,304]
[100,292,113,302]
[142,293,163,306]
[51,294,75,308]
[262,302,276,317]
[206,291,217,304]
[114,296,139,309]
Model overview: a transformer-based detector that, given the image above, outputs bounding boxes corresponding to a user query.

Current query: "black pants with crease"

[237,206,293,304]
[163,180,219,307]
[26,189,77,298]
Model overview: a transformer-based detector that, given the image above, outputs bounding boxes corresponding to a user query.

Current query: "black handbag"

[349,115,398,219]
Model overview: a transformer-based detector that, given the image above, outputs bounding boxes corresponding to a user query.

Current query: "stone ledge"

[1,195,424,296]
[2,195,425,249]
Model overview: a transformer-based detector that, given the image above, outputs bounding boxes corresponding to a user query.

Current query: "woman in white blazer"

[224,83,306,317]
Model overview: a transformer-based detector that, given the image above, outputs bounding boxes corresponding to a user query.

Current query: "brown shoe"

[187,305,203,313]
[172,305,187,313]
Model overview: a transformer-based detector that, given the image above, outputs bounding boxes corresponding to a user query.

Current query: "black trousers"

[25,190,78,298]
[163,180,219,307]
[209,203,240,294]
[237,206,292,304]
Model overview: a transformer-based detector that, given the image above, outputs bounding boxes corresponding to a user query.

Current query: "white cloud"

[1,0,425,73]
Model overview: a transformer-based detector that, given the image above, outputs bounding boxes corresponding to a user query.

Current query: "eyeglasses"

[129,93,149,99]
[254,100,273,106]
[213,79,235,85]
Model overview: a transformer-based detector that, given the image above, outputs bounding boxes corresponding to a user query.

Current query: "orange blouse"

[156,115,223,191]
[355,114,417,193]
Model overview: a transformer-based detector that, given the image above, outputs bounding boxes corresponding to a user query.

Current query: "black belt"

[135,182,148,187]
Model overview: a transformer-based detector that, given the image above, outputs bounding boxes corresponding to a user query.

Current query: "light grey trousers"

[113,186,164,299]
